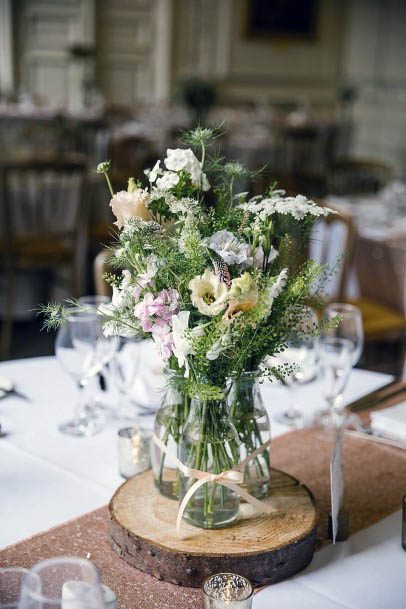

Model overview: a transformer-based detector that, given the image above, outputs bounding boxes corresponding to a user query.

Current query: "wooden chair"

[327,159,392,195]
[313,204,406,375]
[0,157,87,358]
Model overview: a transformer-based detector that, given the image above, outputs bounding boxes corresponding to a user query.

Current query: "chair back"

[309,205,356,301]
[0,157,86,247]
[328,159,392,195]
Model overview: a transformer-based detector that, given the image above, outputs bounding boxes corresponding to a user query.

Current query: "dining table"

[0,343,405,609]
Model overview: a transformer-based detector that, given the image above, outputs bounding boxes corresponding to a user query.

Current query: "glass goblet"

[318,337,353,428]
[322,303,364,368]
[275,307,319,428]
[0,568,36,609]
[55,309,112,436]
[18,557,106,609]
[109,336,142,420]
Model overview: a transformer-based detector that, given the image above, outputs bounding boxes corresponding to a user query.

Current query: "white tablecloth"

[1,351,404,609]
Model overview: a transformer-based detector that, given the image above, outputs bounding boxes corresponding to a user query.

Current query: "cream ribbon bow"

[153,434,277,537]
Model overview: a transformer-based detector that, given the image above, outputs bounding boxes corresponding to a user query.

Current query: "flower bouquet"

[45,127,335,530]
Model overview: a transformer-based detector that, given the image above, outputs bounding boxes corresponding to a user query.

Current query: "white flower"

[171,311,194,376]
[164,148,198,172]
[136,255,159,288]
[163,148,210,191]
[267,268,288,307]
[189,269,229,316]
[239,193,336,221]
[110,189,151,229]
[206,326,232,361]
[147,160,163,183]
[156,171,180,190]
[205,230,251,266]
[168,196,199,215]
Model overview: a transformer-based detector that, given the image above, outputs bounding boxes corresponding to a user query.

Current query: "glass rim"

[66,307,101,322]
[324,303,362,316]
[118,425,152,439]
[25,557,102,604]
[202,572,253,601]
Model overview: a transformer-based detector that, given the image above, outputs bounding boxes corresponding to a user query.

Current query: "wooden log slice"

[109,468,317,588]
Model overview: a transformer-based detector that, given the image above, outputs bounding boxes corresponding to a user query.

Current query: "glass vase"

[179,397,241,529]
[228,372,271,499]
[151,375,190,500]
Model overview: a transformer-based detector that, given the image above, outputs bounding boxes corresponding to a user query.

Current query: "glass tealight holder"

[203,573,253,609]
[118,426,152,479]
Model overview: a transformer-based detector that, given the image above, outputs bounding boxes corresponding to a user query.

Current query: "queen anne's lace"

[239,194,336,221]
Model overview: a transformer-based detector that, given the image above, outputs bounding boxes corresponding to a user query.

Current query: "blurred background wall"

[1,0,405,171]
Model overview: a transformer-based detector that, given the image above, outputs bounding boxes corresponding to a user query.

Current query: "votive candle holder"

[118,426,152,479]
[203,573,253,609]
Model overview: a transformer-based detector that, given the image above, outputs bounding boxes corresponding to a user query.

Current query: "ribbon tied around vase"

[153,434,277,537]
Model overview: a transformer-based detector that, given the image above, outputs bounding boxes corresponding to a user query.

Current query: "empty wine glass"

[318,337,353,428]
[109,336,142,420]
[275,307,318,428]
[55,309,116,436]
[322,303,364,367]
[0,568,37,609]
[317,303,364,428]
[18,557,106,609]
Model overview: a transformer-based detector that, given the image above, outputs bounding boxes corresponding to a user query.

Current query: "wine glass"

[55,309,116,436]
[18,557,106,609]
[109,336,142,420]
[318,337,353,428]
[275,307,319,427]
[322,303,364,367]
[78,295,118,398]
[317,303,364,428]
[0,568,36,609]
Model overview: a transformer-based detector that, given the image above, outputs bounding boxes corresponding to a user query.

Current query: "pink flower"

[151,322,174,360]
[133,289,180,336]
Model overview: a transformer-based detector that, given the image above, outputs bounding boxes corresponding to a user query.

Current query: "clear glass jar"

[151,374,190,500]
[228,372,271,499]
[179,397,240,529]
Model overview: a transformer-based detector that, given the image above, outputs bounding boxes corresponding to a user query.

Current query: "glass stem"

[286,382,299,418]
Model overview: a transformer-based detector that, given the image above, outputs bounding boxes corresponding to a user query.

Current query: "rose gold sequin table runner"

[1,427,406,609]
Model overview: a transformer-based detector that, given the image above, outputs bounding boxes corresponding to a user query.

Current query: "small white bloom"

[205,230,251,266]
[206,326,232,361]
[171,311,195,376]
[147,160,163,183]
[267,268,288,307]
[136,255,159,288]
[156,171,180,190]
[163,148,210,191]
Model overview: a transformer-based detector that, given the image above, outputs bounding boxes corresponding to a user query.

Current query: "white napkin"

[370,402,406,442]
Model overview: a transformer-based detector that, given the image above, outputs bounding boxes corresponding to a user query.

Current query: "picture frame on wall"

[246,0,319,40]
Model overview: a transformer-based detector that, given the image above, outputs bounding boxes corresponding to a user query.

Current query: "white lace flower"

[168,196,199,215]
[189,269,229,316]
[239,193,336,221]
[205,230,251,266]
